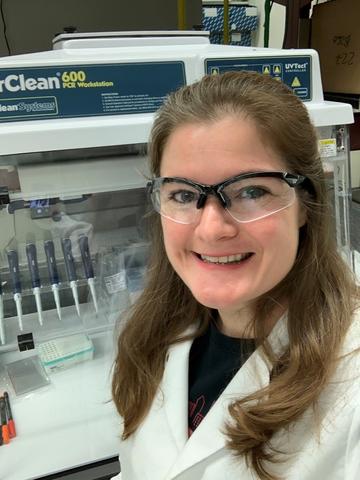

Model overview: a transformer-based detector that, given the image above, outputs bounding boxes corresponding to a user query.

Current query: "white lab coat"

[113,312,360,480]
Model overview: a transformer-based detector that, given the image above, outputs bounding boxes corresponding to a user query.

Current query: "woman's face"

[159,116,305,319]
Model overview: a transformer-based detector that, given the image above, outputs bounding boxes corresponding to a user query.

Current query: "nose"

[195,196,238,242]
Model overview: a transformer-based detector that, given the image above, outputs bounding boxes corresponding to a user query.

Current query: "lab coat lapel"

[162,335,193,451]
[167,315,289,479]
[166,347,270,478]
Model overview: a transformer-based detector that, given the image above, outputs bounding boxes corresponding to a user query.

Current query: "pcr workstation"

[0,32,354,479]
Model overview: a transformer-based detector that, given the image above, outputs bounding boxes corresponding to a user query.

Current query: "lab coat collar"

[162,315,289,478]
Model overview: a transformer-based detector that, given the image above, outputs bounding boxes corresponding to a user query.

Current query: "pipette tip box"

[38,333,94,374]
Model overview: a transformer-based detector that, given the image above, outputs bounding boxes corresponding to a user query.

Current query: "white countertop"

[0,326,121,480]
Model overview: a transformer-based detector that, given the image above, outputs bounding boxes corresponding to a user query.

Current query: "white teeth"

[200,253,251,264]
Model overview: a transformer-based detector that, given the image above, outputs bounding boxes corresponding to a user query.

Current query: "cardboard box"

[311,0,360,94]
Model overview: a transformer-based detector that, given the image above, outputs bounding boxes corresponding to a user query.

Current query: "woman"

[112,71,360,480]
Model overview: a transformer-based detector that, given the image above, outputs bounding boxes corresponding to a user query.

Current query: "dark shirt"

[188,320,255,436]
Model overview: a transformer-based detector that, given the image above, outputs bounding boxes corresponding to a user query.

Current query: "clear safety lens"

[152,180,202,224]
[151,176,296,224]
[222,176,295,222]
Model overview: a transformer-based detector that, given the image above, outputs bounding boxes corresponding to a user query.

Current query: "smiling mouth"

[198,253,253,264]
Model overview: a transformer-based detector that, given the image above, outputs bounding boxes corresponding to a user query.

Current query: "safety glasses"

[147,171,308,224]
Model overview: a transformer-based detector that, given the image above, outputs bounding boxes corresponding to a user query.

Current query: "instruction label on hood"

[205,55,312,101]
[0,61,186,122]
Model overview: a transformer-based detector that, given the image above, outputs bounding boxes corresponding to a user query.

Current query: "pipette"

[26,243,43,326]
[0,274,5,345]
[78,235,98,314]
[44,240,62,320]
[7,250,23,331]
[61,238,80,317]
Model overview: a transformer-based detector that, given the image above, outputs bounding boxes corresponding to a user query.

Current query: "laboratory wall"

[351,152,360,188]
[0,0,202,56]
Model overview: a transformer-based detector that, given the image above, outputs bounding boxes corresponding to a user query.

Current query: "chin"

[191,290,248,311]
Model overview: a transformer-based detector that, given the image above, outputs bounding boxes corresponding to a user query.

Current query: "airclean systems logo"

[0,96,58,118]
[0,73,60,93]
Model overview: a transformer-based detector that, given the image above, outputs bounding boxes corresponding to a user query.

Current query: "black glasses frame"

[147,171,308,210]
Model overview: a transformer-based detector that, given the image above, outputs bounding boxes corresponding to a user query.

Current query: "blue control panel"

[0,62,186,122]
[205,56,312,101]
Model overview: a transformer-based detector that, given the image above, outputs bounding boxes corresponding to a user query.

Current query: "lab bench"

[0,322,121,480]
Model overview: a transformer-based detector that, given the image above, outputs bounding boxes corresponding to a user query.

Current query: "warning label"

[291,76,301,87]
[319,138,337,158]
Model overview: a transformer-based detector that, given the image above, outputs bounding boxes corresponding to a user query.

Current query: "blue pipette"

[44,240,62,320]
[26,243,43,326]
[61,238,80,317]
[78,235,98,314]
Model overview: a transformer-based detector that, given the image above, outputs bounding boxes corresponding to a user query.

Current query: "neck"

[217,301,286,339]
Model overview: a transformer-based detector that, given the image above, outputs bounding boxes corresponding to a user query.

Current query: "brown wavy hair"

[112,71,359,479]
